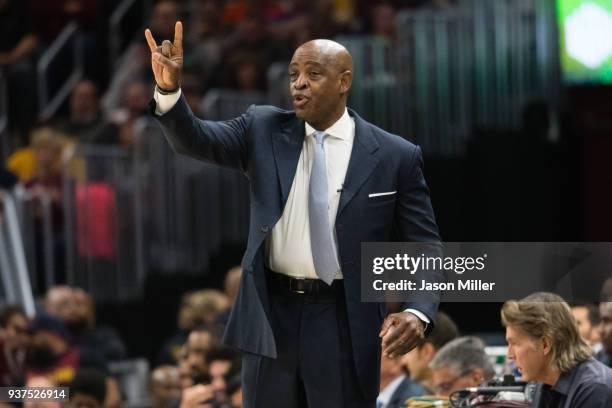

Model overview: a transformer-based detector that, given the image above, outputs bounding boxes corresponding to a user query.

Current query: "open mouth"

[293,95,309,108]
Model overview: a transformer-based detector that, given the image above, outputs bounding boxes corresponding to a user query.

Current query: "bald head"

[295,39,353,74]
[289,39,353,130]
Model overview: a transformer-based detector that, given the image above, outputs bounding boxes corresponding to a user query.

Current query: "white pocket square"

[368,191,397,198]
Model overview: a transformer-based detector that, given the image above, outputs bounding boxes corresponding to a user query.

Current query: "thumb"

[153,52,177,70]
[379,316,395,337]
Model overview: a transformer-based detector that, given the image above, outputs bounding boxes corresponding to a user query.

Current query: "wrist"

[156,85,179,95]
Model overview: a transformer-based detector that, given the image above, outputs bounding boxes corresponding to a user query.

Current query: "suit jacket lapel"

[337,110,380,218]
[272,116,304,206]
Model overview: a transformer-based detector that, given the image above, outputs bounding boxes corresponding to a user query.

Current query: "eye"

[309,72,320,78]
[289,72,297,81]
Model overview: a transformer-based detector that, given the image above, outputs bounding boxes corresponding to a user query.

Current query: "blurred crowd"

[0,274,610,407]
[2,1,612,407]
[1,0,457,148]
[1,0,458,285]
[0,265,243,408]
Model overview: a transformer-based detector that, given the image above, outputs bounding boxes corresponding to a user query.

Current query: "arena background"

[0,0,611,405]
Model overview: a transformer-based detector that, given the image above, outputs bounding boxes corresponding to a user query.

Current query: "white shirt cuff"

[153,87,182,115]
[404,308,430,331]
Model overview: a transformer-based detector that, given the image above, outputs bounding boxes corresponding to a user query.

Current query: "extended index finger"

[144,29,157,53]
[173,21,183,51]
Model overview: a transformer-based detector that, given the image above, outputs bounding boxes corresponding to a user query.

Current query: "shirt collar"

[304,108,353,141]
[552,359,587,396]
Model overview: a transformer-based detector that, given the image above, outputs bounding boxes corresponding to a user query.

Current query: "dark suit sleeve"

[151,94,253,173]
[395,145,444,327]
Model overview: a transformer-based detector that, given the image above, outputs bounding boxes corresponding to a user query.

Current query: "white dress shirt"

[266,108,354,280]
[154,88,430,325]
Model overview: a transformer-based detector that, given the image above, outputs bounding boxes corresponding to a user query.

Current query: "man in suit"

[378,353,426,408]
[145,21,443,408]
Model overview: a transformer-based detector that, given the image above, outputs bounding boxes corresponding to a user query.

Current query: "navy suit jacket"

[152,95,442,398]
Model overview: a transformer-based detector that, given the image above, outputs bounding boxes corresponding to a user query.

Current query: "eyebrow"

[289,61,325,69]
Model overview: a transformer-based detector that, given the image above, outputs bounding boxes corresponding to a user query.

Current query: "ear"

[541,336,553,356]
[339,70,352,94]
[420,342,435,363]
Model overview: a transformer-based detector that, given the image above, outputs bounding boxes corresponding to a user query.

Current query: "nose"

[293,73,307,90]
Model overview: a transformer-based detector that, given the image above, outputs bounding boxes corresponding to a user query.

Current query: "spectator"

[87,80,154,147]
[159,290,229,364]
[570,302,601,352]
[25,314,106,385]
[150,365,181,408]
[428,336,495,397]
[184,328,214,378]
[115,81,153,148]
[401,311,459,393]
[502,292,612,407]
[66,369,107,408]
[45,286,127,360]
[189,290,230,326]
[70,288,128,361]
[0,0,39,143]
[597,300,612,367]
[377,352,426,408]
[206,346,240,405]
[55,79,112,144]
[44,285,75,321]
[0,305,29,386]
[25,127,67,207]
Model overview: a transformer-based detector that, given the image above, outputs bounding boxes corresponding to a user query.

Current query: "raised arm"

[145,21,183,92]
[145,22,249,172]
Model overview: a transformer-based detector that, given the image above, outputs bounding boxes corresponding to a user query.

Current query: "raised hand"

[145,21,183,92]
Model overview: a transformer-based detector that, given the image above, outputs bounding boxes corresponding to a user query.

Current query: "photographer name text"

[373,279,496,292]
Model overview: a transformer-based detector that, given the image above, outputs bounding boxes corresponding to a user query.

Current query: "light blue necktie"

[309,131,340,285]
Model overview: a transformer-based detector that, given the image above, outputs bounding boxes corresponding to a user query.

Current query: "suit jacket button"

[261,225,270,233]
